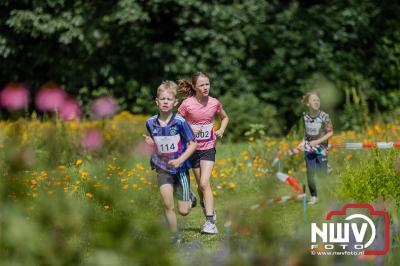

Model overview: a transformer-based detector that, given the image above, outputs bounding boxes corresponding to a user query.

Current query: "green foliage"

[220,93,281,141]
[339,149,400,204]
[339,86,371,131]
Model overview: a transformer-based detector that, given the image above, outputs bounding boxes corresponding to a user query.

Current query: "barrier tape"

[276,172,303,194]
[272,141,400,166]
[248,193,306,211]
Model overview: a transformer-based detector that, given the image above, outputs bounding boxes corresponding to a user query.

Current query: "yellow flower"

[228,182,236,188]
[107,164,116,171]
[86,193,93,199]
[132,184,139,189]
[136,164,145,171]
[79,171,88,180]
[103,205,110,209]
[69,121,78,129]
[75,159,83,167]
[121,185,129,190]
[248,136,255,142]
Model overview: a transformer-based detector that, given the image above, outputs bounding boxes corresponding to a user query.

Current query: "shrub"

[219,93,282,142]
[339,149,400,204]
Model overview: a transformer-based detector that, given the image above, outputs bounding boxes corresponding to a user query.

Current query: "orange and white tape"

[273,141,400,166]
[276,172,303,194]
[248,193,306,211]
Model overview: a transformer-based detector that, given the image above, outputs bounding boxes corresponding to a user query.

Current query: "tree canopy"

[1,0,399,136]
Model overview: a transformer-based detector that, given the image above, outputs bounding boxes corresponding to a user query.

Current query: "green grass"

[2,141,400,265]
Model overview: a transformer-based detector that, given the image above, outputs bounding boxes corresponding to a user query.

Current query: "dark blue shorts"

[189,148,216,168]
[157,169,191,201]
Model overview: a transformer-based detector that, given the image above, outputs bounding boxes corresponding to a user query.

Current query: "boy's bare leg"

[160,184,177,232]
[177,200,191,216]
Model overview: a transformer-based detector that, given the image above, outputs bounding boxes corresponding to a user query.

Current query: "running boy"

[144,81,197,242]
[298,91,333,205]
[178,72,229,234]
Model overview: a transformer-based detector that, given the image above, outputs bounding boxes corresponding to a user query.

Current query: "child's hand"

[215,129,224,138]
[168,158,182,169]
[297,141,305,150]
[143,134,155,146]
[192,128,201,134]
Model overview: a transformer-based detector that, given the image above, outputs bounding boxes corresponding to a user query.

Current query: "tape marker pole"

[278,159,282,173]
[302,184,307,227]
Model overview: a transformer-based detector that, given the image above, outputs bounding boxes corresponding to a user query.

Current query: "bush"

[219,93,282,142]
[339,149,400,204]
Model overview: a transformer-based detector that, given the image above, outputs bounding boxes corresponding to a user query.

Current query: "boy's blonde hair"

[157,80,178,97]
[302,90,320,105]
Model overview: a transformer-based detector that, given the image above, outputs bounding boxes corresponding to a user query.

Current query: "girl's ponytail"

[178,79,196,98]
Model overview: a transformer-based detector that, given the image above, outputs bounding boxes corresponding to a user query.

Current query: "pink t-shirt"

[178,96,222,150]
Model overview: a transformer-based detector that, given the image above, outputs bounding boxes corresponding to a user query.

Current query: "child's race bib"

[305,122,321,136]
[153,135,180,154]
[191,123,214,140]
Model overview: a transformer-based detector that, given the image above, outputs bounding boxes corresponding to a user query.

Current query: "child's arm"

[167,141,197,168]
[142,134,155,146]
[143,122,155,146]
[309,114,333,147]
[215,107,229,138]
[309,131,333,147]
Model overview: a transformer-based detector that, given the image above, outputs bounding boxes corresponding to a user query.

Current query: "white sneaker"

[308,196,319,205]
[201,220,218,234]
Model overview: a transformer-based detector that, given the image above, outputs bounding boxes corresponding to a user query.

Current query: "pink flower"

[91,96,119,118]
[59,98,81,121]
[81,129,104,151]
[0,83,29,111]
[35,83,67,112]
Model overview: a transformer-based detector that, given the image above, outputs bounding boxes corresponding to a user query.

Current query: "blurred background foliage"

[1,0,400,139]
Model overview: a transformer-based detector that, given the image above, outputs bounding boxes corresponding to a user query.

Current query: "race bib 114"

[153,135,180,154]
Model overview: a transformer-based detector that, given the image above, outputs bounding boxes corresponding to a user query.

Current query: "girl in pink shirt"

[178,72,229,234]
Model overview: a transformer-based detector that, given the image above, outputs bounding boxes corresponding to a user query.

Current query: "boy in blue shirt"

[144,81,197,243]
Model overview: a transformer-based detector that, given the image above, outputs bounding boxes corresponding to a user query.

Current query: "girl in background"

[298,91,333,205]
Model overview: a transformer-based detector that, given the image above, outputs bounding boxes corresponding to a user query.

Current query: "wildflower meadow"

[1,91,399,265]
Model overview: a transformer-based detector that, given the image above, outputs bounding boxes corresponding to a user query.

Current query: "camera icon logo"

[311,203,390,256]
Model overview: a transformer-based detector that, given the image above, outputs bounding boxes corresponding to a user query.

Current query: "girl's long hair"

[178,72,210,98]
